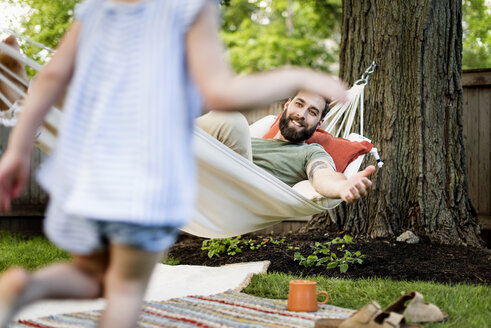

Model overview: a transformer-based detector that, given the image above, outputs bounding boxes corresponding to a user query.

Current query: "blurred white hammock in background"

[0,34,382,238]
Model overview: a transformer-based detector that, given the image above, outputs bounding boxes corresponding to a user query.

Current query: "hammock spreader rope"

[0,34,61,142]
[0,40,44,71]
[1,28,55,53]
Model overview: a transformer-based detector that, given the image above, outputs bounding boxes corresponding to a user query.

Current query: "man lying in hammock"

[196,90,375,203]
[0,34,372,204]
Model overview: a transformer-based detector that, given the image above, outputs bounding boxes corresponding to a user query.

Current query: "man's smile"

[290,119,305,128]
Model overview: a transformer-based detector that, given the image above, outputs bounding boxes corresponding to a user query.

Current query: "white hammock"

[0,37,382,238]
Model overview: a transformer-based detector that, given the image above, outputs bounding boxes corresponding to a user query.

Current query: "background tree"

[302,0,483,246]
[462,0,491,69]
[1,0,78,77]
[16,0,77,50]
[220,0,341,73]
[2,0,488,71]
[3,0,343,74]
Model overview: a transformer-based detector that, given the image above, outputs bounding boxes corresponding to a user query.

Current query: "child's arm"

[186,1,347,111]
[0,22,80,211]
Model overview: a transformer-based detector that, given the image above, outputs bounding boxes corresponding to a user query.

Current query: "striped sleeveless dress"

[38,0,209,227]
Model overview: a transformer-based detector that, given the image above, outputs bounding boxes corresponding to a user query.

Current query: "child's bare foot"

[0,267,29,327]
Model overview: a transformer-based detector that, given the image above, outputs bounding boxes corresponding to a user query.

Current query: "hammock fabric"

[0,36,382,238]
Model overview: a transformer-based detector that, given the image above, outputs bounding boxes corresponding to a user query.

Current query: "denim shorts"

[44,202,180,254]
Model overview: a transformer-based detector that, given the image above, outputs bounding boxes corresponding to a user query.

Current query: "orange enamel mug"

[287,280,329,312]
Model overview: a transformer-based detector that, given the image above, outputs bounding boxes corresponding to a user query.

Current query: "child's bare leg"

[0,251,108,326]
[0,267,29,327]
[99,244,163,328]
[24,251,108,300]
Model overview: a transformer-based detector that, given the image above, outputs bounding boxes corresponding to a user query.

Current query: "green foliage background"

[3,0,77,63]
[462,0,491,69]
[1,0,489,72]
[220,0,342,73]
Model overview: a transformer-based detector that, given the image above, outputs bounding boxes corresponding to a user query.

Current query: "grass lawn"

[1,233,489,327]
[244,273,490,328]
[0,233,70,271]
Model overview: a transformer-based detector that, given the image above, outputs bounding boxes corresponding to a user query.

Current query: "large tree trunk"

[303,0,483,246]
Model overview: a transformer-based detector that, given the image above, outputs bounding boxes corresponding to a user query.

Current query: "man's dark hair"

[320,100,330,120]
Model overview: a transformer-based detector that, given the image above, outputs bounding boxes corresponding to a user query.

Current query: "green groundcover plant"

[294,235,364,273]
[201,234,285,258]
[201,234,363,274]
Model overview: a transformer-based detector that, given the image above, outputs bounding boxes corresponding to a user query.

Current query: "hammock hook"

[354,61,377,85]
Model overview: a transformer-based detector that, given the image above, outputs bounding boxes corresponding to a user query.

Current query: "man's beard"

[278,113,317,143]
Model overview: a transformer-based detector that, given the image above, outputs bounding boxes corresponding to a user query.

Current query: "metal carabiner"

[354,61,377,85]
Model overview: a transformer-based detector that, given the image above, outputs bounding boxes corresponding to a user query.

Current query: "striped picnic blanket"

[12,290,355,327]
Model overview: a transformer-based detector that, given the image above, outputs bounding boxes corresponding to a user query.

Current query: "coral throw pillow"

[262,112,373,173]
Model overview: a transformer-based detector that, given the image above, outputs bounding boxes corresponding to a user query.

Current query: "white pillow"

[292,180,324,200]
[249,115,277,138]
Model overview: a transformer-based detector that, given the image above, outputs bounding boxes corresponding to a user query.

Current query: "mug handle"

[317,291,329,304]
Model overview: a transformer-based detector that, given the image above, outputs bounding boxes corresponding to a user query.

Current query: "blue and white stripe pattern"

[38,0,210,226]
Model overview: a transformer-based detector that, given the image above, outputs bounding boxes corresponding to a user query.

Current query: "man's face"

[278,91,326,143]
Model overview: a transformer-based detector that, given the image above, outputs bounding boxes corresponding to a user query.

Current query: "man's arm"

[306,159,375,203]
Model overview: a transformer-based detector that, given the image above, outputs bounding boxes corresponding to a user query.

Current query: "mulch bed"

[168,231,491,285]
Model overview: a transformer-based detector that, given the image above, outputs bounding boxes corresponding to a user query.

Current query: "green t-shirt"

[251,138,336,187]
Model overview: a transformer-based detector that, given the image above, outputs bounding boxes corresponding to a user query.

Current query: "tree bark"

[303,0,483,246]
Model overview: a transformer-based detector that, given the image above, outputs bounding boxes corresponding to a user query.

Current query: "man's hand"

[308,159,375,201]
[0,150,30,212]
[339,166,375,203]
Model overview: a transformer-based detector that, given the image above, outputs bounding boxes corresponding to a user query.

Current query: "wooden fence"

[0,126,48,217]
[0,70,489,232]
[462,69,491,230]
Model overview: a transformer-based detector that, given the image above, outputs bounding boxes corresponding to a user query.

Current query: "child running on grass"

[0,0,347,327]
